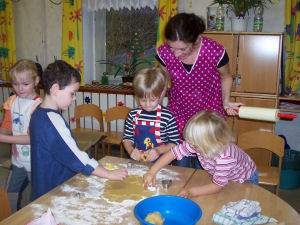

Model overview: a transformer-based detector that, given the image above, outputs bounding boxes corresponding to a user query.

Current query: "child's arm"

[123,140,142,161]
[146,143,176,162]
[177,182,223,198]
[0,133,30,144]
[92,166,128,181]
[143,150,176,188]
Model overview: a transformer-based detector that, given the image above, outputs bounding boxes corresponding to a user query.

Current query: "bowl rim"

[134,195,202,225]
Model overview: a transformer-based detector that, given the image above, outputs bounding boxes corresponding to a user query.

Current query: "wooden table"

[186,170,300,225]
[1,156,299,225]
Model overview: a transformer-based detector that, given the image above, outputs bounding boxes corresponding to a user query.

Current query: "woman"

[156,13,242,167]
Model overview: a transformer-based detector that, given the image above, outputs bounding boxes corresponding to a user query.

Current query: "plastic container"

[134,195,202,225]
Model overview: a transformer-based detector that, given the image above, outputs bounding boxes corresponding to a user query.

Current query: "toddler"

[144,110,258,197]
[123,67,180,162]
[0,59,42,212]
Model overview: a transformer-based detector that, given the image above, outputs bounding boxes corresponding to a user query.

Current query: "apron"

[133,105,163,162]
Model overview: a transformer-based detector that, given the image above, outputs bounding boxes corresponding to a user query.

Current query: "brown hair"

[9,59,38,80]
[183,110,232,159]
[133,67,165,98]
[165,13,206,44]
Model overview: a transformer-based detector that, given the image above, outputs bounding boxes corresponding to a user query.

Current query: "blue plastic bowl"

[134,195,202,225]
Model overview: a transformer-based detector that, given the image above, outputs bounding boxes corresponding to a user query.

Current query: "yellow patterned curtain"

[0,0,16,81]
[62,0,85,85]
[285,0,300,94]
[156,0,177,49]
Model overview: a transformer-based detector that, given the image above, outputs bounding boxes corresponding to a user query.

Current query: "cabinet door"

[202,33,238,85]
[237,34,282,94]
[234,97,276,165]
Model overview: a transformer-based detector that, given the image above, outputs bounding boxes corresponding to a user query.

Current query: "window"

[83,6,158,84]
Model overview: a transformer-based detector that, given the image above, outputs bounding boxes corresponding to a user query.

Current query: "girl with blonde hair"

[144,110,258,197]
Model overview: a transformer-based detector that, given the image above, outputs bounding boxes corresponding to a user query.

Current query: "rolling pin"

[233,106,297,122]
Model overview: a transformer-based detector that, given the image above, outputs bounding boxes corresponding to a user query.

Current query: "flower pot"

[230,17,249,32]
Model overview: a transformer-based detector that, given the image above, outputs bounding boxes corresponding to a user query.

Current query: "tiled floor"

[1,143,299,214]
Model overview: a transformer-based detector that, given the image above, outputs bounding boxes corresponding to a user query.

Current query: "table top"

[1,156,299,225]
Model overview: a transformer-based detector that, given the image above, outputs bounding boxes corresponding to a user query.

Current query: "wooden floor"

[0,143,299,214]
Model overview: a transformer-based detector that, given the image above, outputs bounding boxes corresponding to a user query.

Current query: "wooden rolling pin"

[233,106,297,122]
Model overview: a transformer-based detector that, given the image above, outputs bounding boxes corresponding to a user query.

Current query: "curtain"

[83,0,158,11]
[285,0,300,94]
[62,0,85,86]
[0,0,16,81]
[156,0,177,49]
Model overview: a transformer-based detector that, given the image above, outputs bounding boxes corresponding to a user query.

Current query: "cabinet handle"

[237,74,241,85]
[232,75,236,87]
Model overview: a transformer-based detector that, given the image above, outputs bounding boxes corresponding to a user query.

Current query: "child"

[143,110,258,198]
[29,60,127,200]
[123,67,180,162]
[0,59,42,212]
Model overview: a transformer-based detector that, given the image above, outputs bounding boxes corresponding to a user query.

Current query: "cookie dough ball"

[145,211,164,225]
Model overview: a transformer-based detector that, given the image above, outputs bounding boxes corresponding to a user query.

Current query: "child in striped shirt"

[144,110,258,197]
[123,67,180,162]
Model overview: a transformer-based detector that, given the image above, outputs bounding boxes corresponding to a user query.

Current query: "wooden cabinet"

[203,32,283,140]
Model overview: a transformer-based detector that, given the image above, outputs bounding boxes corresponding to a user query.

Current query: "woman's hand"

[223,101,245,116]
[145,148,160,162]
[143,172,156,188]
[130,148,142,161]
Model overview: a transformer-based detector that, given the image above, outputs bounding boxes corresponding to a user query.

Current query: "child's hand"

[143,172,156,188]
[107,168,128,181]
[177,188,193,199]
[145,148,160,162]
[130,148,141,161]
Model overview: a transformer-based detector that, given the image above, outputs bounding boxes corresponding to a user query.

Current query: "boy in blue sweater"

[30,60,127,200]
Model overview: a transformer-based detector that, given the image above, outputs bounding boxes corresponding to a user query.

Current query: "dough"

[145,211,164,225]
[102,175,156,202]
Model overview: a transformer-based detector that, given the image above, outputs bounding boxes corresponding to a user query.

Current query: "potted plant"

[211,0,273,31]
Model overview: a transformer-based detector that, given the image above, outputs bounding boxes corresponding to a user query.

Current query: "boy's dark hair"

[42,60,81,94]
[165,13,206,44]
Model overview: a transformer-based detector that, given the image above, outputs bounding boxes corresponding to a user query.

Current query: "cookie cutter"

[161,179,172,189]
[127,161,133,169]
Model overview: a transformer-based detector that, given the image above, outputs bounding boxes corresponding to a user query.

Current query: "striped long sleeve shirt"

[123,106,181,146]
[172,142,256,186]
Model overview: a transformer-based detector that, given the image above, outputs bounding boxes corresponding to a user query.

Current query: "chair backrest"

[105,106,131,132]
[0,189,11,221]
[237,130,285,168]
[74,104,104,131]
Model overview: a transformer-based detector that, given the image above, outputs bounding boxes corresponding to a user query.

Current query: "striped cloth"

[171,142,256,186]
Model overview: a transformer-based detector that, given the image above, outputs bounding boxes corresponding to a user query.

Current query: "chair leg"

[108,144,111,156]
[120,143,124,158]
[94,143,99,161]
[275,185,279,196]
[102,142,106,157]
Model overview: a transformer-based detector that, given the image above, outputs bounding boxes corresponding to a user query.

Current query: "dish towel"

[212,199,278,225]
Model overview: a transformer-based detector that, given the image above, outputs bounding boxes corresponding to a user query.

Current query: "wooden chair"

[0,189,11,221]
[237,130,285,195]
[102,106,131,158]
[72,104,105,160]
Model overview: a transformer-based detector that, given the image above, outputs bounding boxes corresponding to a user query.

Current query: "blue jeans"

[246,169,259,185]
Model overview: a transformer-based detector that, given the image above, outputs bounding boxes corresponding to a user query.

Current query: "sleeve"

[165,115,181,145]
[217,50,229,68]
[171,141,196,160]
[156,54,166,67]
[47,111,98,175]
[0,108,12,131]
[123,110,135,143]
[212,153,237,187]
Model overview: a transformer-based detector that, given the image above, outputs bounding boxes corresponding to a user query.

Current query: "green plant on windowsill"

[211,0,273,18]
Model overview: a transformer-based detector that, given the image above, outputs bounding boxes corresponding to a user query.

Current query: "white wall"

[178,0,285,32]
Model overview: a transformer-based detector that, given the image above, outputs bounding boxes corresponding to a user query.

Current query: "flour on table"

[29,163,180,225]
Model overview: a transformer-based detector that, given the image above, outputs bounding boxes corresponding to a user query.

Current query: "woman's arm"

[218,64,244,116]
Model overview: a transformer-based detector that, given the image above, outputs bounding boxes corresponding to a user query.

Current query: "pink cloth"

[157,37,226,135]
[171,142,257,186]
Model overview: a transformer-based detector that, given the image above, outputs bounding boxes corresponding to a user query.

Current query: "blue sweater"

[30,105,98,200]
